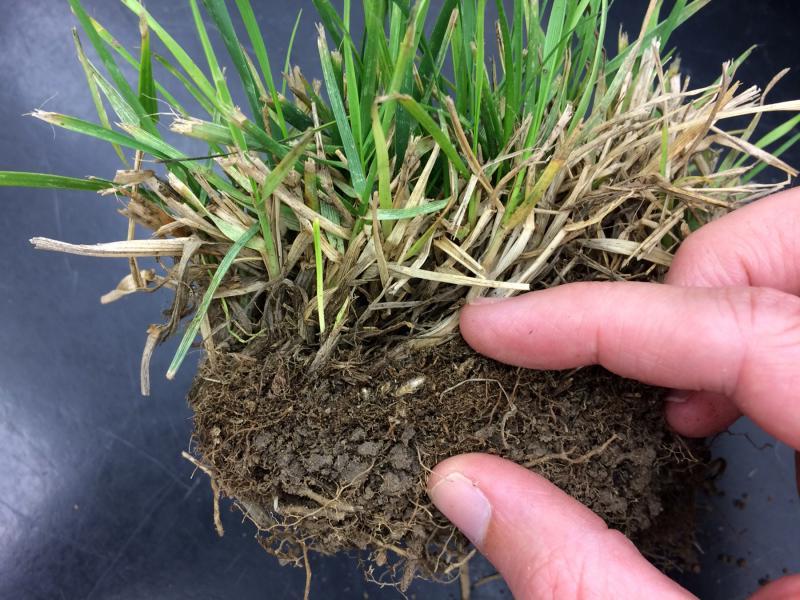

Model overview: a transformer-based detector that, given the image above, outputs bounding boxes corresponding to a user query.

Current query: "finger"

[460,283,800,449]
[664,391,740,438]
[750,575,800,600]
[665,188,800,431]
[667,187,800,294]
[428,454,693,599]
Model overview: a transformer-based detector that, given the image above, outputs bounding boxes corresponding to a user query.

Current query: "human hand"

[428,188,800,598]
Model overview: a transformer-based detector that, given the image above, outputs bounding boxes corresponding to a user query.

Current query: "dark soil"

[188,337,707,588]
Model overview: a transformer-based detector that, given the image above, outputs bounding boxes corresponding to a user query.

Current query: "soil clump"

[189,336,706,587]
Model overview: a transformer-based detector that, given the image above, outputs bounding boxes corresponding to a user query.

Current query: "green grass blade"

[271,98,315,132]
[605,0,709,75]
[171,118,260,147]
[189,0,247,150]
[0,171,114,191]
[262,131,314,199]
[166,222,259,380]
[121,0,217,104]
[420,7,457,105]
[68,0,157,135]
[153,54,216,116]
[380,0,431,149]
[311,0,345,49]
[389,2,407,64]
[92,67,142,125]
[393,70,413,169]
[201,0,262,121]
[569,0,607,134]
[473,0,487,152]
[71,30,128,165]
[282,10,303,96]
[234,0,287,136]
[33,111,165,156]
[419,0,458,81]
[89,17,192,117]
[137,15,158,123]
[750,113,800,152]
[371,103,392,217]
[318,28,367,200]
[505,0,525,139]
[733,113,800,178]
[360,0,388,136]
[376,199,448,220]
[343,0,363,158]
[392,95,469,178]
[528,0,568,141]
[451,5,470,115]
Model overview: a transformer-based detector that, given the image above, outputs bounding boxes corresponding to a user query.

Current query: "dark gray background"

[0,1,798,598]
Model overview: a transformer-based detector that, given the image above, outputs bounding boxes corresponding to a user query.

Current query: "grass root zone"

[189,336,707,589]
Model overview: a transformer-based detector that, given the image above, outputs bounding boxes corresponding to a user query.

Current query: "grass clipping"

[10,0,800,591]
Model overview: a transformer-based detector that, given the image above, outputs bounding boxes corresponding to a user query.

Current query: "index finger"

[460,282,800,449]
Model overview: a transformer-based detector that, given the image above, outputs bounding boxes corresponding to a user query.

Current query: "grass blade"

[89,17,192,116]
[121,0,217,104]
[71,30,128,165]
[68,0,157,135]
[0,171,114,191]
[473,0,487,152]
[282,10,303,96]
[32,110,166,156]
[376,199,448,220]
[391,95,469,178]
[137,15,158,123]
[189,0,247,150]
[569,0,607,134]
[201,0,262,121]
[166,223,259,379]
[318,27,367,200]
[234,0,288,136]
[311,0,345,49]
[371,103,392,225]
[343,0,362,158]
[312,218,326,333]
[257,130,315,278]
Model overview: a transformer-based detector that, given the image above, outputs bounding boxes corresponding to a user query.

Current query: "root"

[524,433,621,468]
[210,479,225,537]
[459,559,471,600]
[301,541,312,600]
[181,450,224,536]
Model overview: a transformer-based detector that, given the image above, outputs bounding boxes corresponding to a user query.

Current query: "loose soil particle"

[189,337,706,587]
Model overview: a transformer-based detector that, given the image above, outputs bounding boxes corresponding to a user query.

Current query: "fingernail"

[665,390,692,404]
[428,472,491,546]
[468,296,508,306]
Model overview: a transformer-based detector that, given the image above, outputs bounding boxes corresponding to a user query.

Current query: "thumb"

[428,454,694,599]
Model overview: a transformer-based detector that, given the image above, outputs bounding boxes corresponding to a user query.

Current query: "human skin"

[428,188,800,599]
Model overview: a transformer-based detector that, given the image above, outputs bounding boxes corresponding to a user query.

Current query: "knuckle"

[718,287,800,395]
[720,287,800,336]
